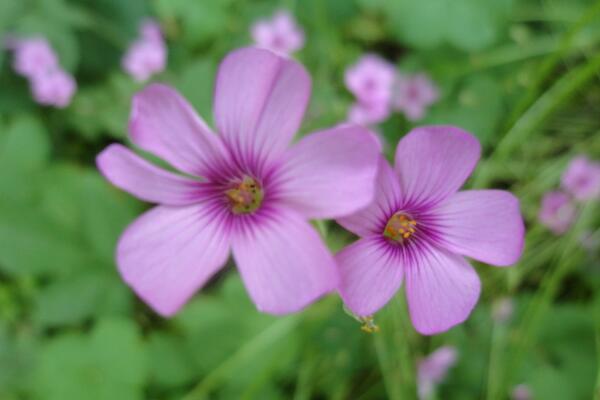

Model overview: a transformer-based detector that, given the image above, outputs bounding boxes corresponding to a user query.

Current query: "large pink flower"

[97,47,380,316]
[336,126,525,334]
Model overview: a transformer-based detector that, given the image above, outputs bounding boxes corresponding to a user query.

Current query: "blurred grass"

[0,0,599,399]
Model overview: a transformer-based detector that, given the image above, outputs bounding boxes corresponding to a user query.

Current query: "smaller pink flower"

[30,67,76,108]
[348,101,391,126]
[251,10,304,55]
[561,156,600,201]
[511,384,532,400]
[345,55,395,106]
[122,19,167,82]
[393,73,439,121]
[538,191,576,235]
[11,37,58,79]
[418,346,458,399]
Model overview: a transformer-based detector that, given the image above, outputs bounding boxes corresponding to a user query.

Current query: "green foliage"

[0,0,599,399]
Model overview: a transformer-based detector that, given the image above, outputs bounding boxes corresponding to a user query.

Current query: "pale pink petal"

[214,47,310,166]
[395,126,481,208]
[97,144,200,205]
[231,210,338,314]
[275,124,380,219]
[337,236,403,316]
[117,204,231,316]
[129,84,230,177]
[405,245,480,335]
[337,158,403,237]
[431,190,525,266]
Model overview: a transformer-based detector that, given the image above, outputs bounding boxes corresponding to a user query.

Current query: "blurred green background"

[0,0,599,399]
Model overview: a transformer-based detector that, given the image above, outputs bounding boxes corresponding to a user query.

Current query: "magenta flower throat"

[336,126,525,335]
[97,47,380,317]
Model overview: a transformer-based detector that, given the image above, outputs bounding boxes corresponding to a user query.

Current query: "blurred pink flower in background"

[30,68,76,108]
[336,126,525,334]
[561,156,600,201]
[511,384,532,400]
[97,47,379,317]
[538,191,576,235]
[348,100,390,126]
[251,10,304,55]
[10,38,58,79]
[417,346,458,399]
[492,297,514,323]
[345,54,395,106]
[393,73,439,121]
[123,19,167,82]
[8,36,76,108]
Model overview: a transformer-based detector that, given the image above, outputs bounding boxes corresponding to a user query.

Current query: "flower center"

[383,212,417,243]
[225,176,264,214]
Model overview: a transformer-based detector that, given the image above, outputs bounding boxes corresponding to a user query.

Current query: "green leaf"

[34,318,147,400]
[175,57,217,123]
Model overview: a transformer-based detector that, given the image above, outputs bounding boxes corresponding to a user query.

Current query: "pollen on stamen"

[226,176,264,214]
[383,212,417,243]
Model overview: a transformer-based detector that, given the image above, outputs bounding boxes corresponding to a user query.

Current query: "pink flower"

[10,38,58,79]
[511,384,532,400]
[251,10,304,55]
[561,155,600,201]
[418,346,458,399]
[122,19,167,82]
[97,47,380,316]
[538,191,576,235]
[336,126,525,334]
[345,54,395,106]
[393,73,439,121]
[30,67,77,108]
[348,101,391,126]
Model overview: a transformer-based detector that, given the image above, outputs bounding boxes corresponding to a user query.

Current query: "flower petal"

[337,236,403,316]
[117,204,231,316]
[431,190,525,266]
[129,83,230,178]
[395,126,481,208]
[231,210,338,315]
[214,47,310,167]
[275,124,380,219]
[97,144,200,205]
[337,158,403,237]
[405,245,480,335]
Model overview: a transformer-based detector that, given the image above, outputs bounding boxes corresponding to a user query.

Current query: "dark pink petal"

[431,190,525,266]
[337,158,403,237]
[336,237,403,316]
[129,84,229,177]
[97,144,200,205]
[405,245,480,335]
[394,126,481,207]
[214,47,310,166]
[231,210,338,314]
[117,204,231,316]
[275,124,380,219]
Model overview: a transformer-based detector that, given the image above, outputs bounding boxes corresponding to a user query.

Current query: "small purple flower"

[251,10,304,55]
[97,47,380,316]
[30,67,76,108]
[538,191,576,235]
[393,73,439,121]
[511,384,532,400]
[561,155,600,201]
[348,100,391,126]
[418,346,458,399]
[345,54,395,106]
[122,19,167,82]
[10,37,58,79]
[336,126,525,334]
